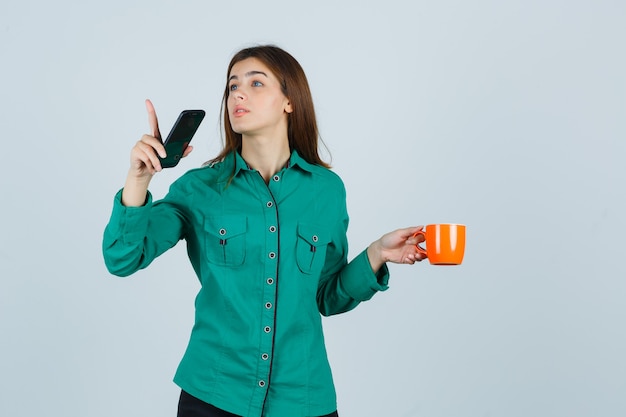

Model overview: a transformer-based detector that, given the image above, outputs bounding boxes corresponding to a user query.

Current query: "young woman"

[103,45,425,417]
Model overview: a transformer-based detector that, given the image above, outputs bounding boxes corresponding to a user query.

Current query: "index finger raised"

[145,99,161,140]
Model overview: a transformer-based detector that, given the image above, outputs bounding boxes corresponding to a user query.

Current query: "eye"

[252,80,263,87]
[229,84,238,92]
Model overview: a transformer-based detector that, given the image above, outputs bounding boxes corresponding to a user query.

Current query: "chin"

[232,124,260,137]
[229,122,244,135]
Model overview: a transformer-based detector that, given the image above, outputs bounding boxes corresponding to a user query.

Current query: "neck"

[241,135,291,183]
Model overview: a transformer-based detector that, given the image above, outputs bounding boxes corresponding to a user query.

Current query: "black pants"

[177,390,339,417]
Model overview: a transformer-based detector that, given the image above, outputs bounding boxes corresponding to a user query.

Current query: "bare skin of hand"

[121,99,193,206]
[367,226,427,272]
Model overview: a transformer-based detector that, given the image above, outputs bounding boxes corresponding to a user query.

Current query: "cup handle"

[413,230,427,257]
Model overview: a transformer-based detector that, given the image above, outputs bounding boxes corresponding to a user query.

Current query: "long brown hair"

[208,45,330,168]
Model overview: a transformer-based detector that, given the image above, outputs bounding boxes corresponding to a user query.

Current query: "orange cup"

[414,224,466,265]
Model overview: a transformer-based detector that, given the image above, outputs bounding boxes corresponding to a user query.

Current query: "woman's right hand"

[122,99,194,206]
[121,100,168,206]
[128,99,167,179]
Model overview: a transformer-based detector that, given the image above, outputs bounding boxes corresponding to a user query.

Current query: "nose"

[233,87,246,101]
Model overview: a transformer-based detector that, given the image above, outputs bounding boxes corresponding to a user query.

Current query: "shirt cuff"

[340,249,390,302]
[108,189,153,243]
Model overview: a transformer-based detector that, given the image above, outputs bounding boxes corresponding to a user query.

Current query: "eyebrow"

[228,70,269,82]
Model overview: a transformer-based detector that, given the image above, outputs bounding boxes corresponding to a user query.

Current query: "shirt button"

[219,228,226,236]
[259,380,266,387]
[266,201,273,208]
[268,252,276,259]
[262,353,269,361]
[264,326,271,333]
[273,175,280,182]
[265,302,272,309]
[269,226,276,233]
[312,235,319,242]
[267,278,274,285]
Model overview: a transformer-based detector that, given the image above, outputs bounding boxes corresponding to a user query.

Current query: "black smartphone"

[159,109,206,168]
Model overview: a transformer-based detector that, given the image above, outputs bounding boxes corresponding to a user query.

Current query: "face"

[227,57,293,138]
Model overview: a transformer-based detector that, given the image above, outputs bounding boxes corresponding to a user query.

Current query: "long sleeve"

[102,188,188,277]
[315,187,390,317]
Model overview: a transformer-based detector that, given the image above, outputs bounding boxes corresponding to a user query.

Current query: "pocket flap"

[204,216,247,239]
[297,223,331,247]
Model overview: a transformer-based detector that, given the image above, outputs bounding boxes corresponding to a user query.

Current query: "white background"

[1,1,625,416]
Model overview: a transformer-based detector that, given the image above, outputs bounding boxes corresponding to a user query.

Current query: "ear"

[284,100,293,114]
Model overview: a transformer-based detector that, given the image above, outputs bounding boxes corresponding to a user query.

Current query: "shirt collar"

[232,150,250,177]
[288,150,316,173]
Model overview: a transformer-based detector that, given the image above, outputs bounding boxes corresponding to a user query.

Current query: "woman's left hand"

[367,226,427,272]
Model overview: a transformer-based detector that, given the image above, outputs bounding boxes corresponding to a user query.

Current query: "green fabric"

[103,150,390,417]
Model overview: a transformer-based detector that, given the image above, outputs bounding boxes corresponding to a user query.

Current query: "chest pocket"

[204,216,247,266]
[296,223,331,275]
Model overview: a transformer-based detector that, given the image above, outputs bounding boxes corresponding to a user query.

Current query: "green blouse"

[103,150,390,417]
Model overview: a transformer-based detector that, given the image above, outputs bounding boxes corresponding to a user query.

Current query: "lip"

[232,105,249,117]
